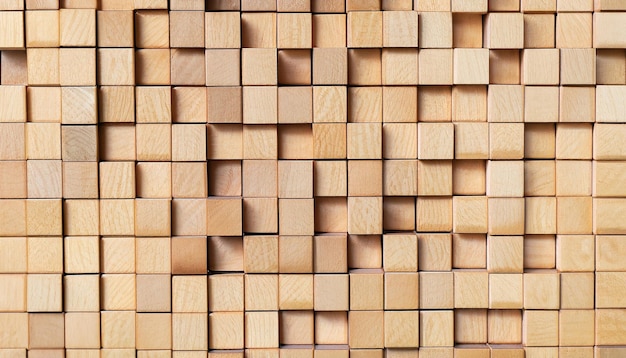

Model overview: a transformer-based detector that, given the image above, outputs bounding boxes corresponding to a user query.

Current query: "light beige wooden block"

[384,272,419,310]
[454,271,489,308]
[522,0,557,12]
[347,123,382,159]
[243,235,278,274]
[347,160,382,197]
[484,13,524,49]
[523,235,555,269]
[454,49,489,85]
[487,310,522,344]
[26,274,62,312]
[525,197,556,235]
[455,123,488,159]
[209,312,244,349]
[59,9,95,47]
[559,272,594,310]
[382,234,417,272]
[245,311,279,348]
[560,48,595,85]
[241,12,275,48]
[244,273,278,311]
[64,274,99,311]
[596,309,626,345]
[313,274,348,311]
[560,86,595,123]
[420,311,454,347]
[524,271,560,309]
[596,49,626,85]
[488,123,524,160]
[486,160,524,197]
[315,311,347,345]
[348,87,382,123]
[101,236,135,274]
[279,274,314,310]
[312,14,345,47]
[524,160,555,197]
[419,272,453,309]
[313,234,348,273]
[136,274,171,312]
[524,86,559,123]
[135,49,170,85]
[348,49,382,86]
[419,12,452,48]
[65,312,100,348]
[383,11,417,47]
[452,160,485,196]
[523,310,558,347]
[207,237,242,273]
[453,14,483,48]
[487,85,523,122]
[208,273,243,312]
[417,86,451,122]
[556,13,592,49]
[1,50,27,85]
[382,49,418,85]
[454,310,488,344]
[0,313,28,348]
[451,86,487,122]
[559,310,594,346]
[453,196,488,234]
[172,87,206,123]
[277,13,312,49]
[487,235,523,273]
[0,11,24,49]
[349,311,384,349]
[524,14,555,48]
[136,313,171,349]
[172,313,208,350]
[350,269,384,310]
[597,271,626,308]
[347,11,382,48]
[489,50,520,84]
[594,13,626,48]
[522,49,559,85]
[418,49,453,85]
[28,313,64,349]
[0,274,25,311]
[348,197,383,235]
[97,10,133,47]
[101,274,136,311]
[101,311,135,348]
[99,86,135,123]
[489,273,523,308]
[418,123,454,159]
[25,10,58,48]
[384,311,419,348]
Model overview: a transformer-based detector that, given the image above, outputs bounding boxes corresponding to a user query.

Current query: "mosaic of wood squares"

[2,0,626,357]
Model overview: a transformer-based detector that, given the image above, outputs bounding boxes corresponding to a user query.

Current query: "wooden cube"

[27,236,62,273]
[556,12,592,48]
[382,49,418,85]
[350,269,384,310]
[241,12,276,48]
[26,160,61,198]
[555,235,594,272]
[245,312,279,348]
[136,162,171,198]
[487,235,523,273]
[59,9,95,46]
[27,199,62,236]
[207,125,242,159]
[173,87,206,123]
[454,123,488,159]
[135,86,171,123]
[243,87,277,124]
[525,197,557,234]
[243,235,278,273]
[99,86,135,123]
[420,273,453,306]
[455,310,488,344]
[560,86,595,123]
[313,234,347,273]
[524,160,556,197]
[135,237,170,274]
[136,274,171,312]
[453,160,486,195]
[349,311,384,348]
[418,123,454,159]
[382,234,417,272]
[136,124,171,161]
[348,197,383,235]
[489,50,520,84]
[524,86,560,123]
[561,48,596,85]
[452,234,486,269]
[523,310,558,346]
[205,12,240,48]
[454,49,489,85]
[420,311,454,347]
[278,50,311,85]
[101,236,135,274]
[384,311,419,348]
[209,312,244,349]
[279,199,314,235]
[347,123,382,159]
[347,11,382,48]
[63,236,98,273]
[29,313,64,349]
[277,13,312,48]
[169,11,203,48]
[0,274,25,311]
[560,272,594,309]
[135,49,170,85]
[593,13,626,48]
[27,274,62,312]
[278,124,313,159]
[242,160,277,197]
[594,123,626,159]
[383,11,418,47]
[454,271,489,308]
[205,49,240,86]
[522,49,559,85]
[524,235,556,269]
[453,196,488,234]
[243,197,278,233]
[101,311,135,348]
[348,87,382,123]
[484,13,524,49]
[64,274,100,311]
[244,274,278,310]
[348,160,382,197]
[313,124,346,159]
[207,273,243,312]
[171,49,205,85]
[418,230,453,267]
[419,12,452,48]
[523,14,555,48]
[489,123,524,159]
[279,274,314,310]
[134,10,168,48]
[279,236,312,273]
[172,199,206,236]
[525,123,556,159]
[97,10,133,47]
[312,14,346,47]
[65,312,100,348]
[26,49,60,86]
[487,310,522,344]
[524,271,560,309]
[556,196,592,234]
[101,274,135,310]
[419,49,453,85]
[451,86,487,122]
[313,86,347,123]
[136,313,171,349]
[315,311,348,345]
[559,310,595,346]
[384,272,419,310]
[348,49,382,86]
[487,85,524,122]
[486,161,524,197]
[25,10,58,48]
[241,48,277,86]
[171,236,206,274]
[489,273,523,309]
[596,49,626,85]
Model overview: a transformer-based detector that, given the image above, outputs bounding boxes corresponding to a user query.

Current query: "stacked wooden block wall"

[1,0,626,357]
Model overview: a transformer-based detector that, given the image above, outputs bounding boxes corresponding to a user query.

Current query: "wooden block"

[169,11,203,48]
[381,87,416,124]
[204,12,239,49]
[383,11,418,47]
[523,271,560,309]
[101,311,135,348]
[597,85,626,123]
[453,196,488,234]
[522,0,556,11]
[208,236,243,272]
[279,199,314,235]
[101,273,136,310]
[0,0,24,9]
[525,197,557,234]
[135,199,170,236]
[595,347,626,358]
[313,234,347,273]
[170,49,205,85]
[347,11,382,48]
[312,14,345,47]
[136,274,171,312]
[487,85,523,123]
[171,162,207,198]
[25,125,60,161]
[523,14,554,49]
[0,11,24,49]
[560,86,595,123]
[597,271,626,308]
[276,124,310,158]
[451,86,487,122]
[134,10,168,48]
[559,310,595,346]
[245,312,279,348]
[313,86,347,123]
[486,161,524,197]
[27,199,62,236]
[524,86,559,123]
[241,0,275,10]
[101,236,135,274]
[278,50,312,85]
[348,49,382,86]
[99,162,135,199]
[596,50,626,85]
[418,12,452,48]
[596,309,626,345]
[524,124,555,159]
[521,49,559,85]
[454,271,489,308]
[382,49,418,85]
[241,12,276,48]
[0,86,25,124]
[313,123,346,159]
[209,312,244,349]
[384,311,419,348]
[26,273,62,312]
[206,125,242,160]
[59,9,95,47]
[135,124,170,161]
[349,311,384,348]
[170,124,206,161]
[452,160,485,195]
[25,10,58,48]
[172,87,206,123]
[418,123,454,159]
[136,313,171,349]
[315,311,348,344]
[452,0,488,11]
[454,311,488,344]
[278,236,312,273]
[556,13,592,49]
[0,237,26,274]
[417,233,451,272]
[65,312,100,349]
[489,273,523,309]
[382,124,417,160]
[64,274,99,311]
[347,197,383,235]
[170,199,205,234]
[484,13,524,49]
[594,13,626,48]
[187,331,227,356]
[382,197,414,231]
[453,14,483,48]
[555,123,592,160]
[523,310,559,347]
[384,272,419,309]
[524,235,556,269]
[26,48,59,86]
[560,48,595,85]
[99,86,135,123]
[244,273,278,310]
[0,199,25,236]
[556,160,592,196]
[0,313,28,348]
[171,236,206,274]
[524,160,556,196]
[312,48,347,86]
[135,49,170,85]
[420,311,454,347]
[279,274,314,310]
[29,313,64,349]
[242,87,277,124]
[560,272,594,309]
[1,50,27,85]
[242,160,277,197]
[277,13,312,49]
[489,50,520,85]
[26,236,62,274]
[348,87,382,123]
[488,123,524,160]
[205,49,240,86]
[63,236,98,273]
[97,10,133,47]
[555,235,593,272]
[278,87,312,124]
[487,235,523,273]
[453,49,489,85]
[452,234,486,269]
[594,123,626,160]
[61,125,97,162]
[347,123,382,159]
[0,274,25,311]
[382,234,417,272]
[487,310,522,344]
[98,48,136,85]
[347,235,382,269]
[313,161,346,197]
[349,269,383,310]
[420,272,454,308]
[135,237,170,274]
[454,123,488,159]
[243,235,278,273]
[242,197,277,233]
[347,160,382,196]
[61,87,98,124]
[208,273,243,311]
[419,49,453,85]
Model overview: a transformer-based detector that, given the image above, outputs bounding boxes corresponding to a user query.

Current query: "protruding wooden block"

[594,123,626,160]
[279,199,314,235]
[169,11,203,48]
[26,48,59,86]
[242,160,276,197]
[243,235,278,273]
[454,271,489,308]
[487,310,522,344]
[101,311,135,349]
[97,47,136,85]
[99,162,135,199]
[420,272,453,309]
[349,269,383,310]
[312,274,348,311]
[487,85,523,123]
[489,123,524,160]
[65,312,100,349]
[26,159,61,199]
[0,274,25,311]
[418,123,454,159]
[522,49,559,85]
[171,236,206,274]
[556,13,592,49]
[170,49,205,85]
[0,11,24,49]
[348,87,382,123]
[312,14,345,47]
[99,86,135,123]
[172,199,205,235]
[454,123,488,159]
[347,11,382,48]
[63,236,98,274]
[347,123,382,159]
[555,235,593,272]
[560,48,596,85]
[279,274,314,310]
[384,272,419,310]
[419,49,453,85]
[347,160,382,197]
[484,13,524,49]
[384,311,419,348]
[59,9,95,47]
[242,87,277,124]
[205,12,240,48]
[593,13,626,48]
[560,86,595,123]
[489,273,523,309]
[136,123,171,161]
[208,273,243,312]
[383,11,418,47]
[101,274,136,311]
[487,235,523,273]
[382,49,418,85]
[559,310,595,346]
[452,86,487,122]
[313,86,347,123]
[596,85,626,123]
[245,312,279,348]
[27,199,62,236]
[486,160,524,197]
[205,49,240,86]
[348,197,383,235]
[277,13,312,49]
[524,86,559,123]
[136,313,172,350]
[349,311,384,349]
[279,236,312,273]
[417,234,451,272]
[209,312,244,349]
[559,272,593,309]
[382,234,417,272]
[523,310,558,347]
[523,271,560,309]
[135,236,169,274]
[101,236,135,274]
[25,10,58,48]
[420,311,454,347]
[64,274,100,311]
[26,274,62,312]
[244,273,278,310]
[522,0,557,12]
[172,87,206,123]
[453,196,488,234]
[454,49,489,85]
[313,124,346,159]
[135,86,171,124]
[525,197,557,234]
[597,272,626,308]
[0,312,28,348]
[556,196,592,235]
[452,234,486,269]
[97,10,133,47]
[596,309,626,345]
[418,12,452,48]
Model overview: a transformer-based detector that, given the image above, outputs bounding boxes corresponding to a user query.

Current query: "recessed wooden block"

[244,273,278,311]
[556,196,592,235]
[454,310,488,345]
[347,11,382,48]
[135,199,171,236]
[29,313,64,349]
[523,310,559,347]
[136,123,171,161]
[241,12,276,48]
[418,123,454,160]
[594,13,626,48]
[279,274,314,310]
[99,86,135,123]
[279,199,314,235]
[453,13,483,48]
[487,85,524,123]
[484,13,524,49]
[245,311,279,348]
[487,235,523,273]
[315,311,348,345]
[487,310,522,344]
[207,125,243,160]
[135,49,170,85]
[65,312,100,349]
[64,274,99,311]
[349,311,384,349]
[172,197,209,234]
[135,86,171,124]
[524,160,555,197]
[560,86,595,123]
[205,88,241,122]
[97,10,133,47]
[136,162,170,198]
[524,235,556,269]
[525,197,557,235]
[1,50,27,85]
[208,273,243,312]
[489,273,523,309]
[172,87,206,123]
[0,123,25,160]
[347,123,382,159]
[313,234,348,273]
[278,50,311,85]
[523,14,555,48]
[26,160,61,199]
[0,199,26,237]
[451,86,487,122]
[419,49,453,85]
[171,236,206,274]
[454,123,488,159]
[348,87,382,123]
[101,273,136,310]
[277,13,312,49]
[312,14,346,47]
[453,234,486,269]
[0,274,25,311]
[136,313,172,349]
[170,49,205,85]
[348,49,382,86]
[596,309,626,345]
[559,310,594,346]
[348,160,382,197]
[454,271,489,308]
[278,124,313,159]
[243,197,278,234]
[169,11,204,48]
[453,160,486,195]
[243,235,278,273]
[382,49,418,85]
[420,311,454,347]
[489,50,520,84]
[101,236,135,274]
[171,162,207,198]
[523,271,560,309]
[596,49,626,85]
[209,312,244,349]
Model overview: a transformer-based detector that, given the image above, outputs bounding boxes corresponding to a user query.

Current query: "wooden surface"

[0,0,625,356]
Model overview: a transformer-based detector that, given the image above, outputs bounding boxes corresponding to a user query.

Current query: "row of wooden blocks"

[4,48,626,85]
[2,308,626,348]
[0,233,619,273]
[3,8,626,50]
